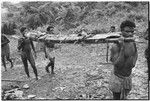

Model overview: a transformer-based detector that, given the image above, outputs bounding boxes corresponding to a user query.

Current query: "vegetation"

[1,2,148,35]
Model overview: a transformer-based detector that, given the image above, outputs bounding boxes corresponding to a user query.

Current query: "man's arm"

[43,43,48,58]
[124,43,138,68]
[110,43,125,68]
[30,39,37,58]
[144,29,148,40]
[30,39,36,53]
[17,38,23,50]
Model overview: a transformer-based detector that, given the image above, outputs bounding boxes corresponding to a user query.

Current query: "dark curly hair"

[20,27,26,33]
[111,26,115,29]
[47,26,54,32]
[120,20,136,31]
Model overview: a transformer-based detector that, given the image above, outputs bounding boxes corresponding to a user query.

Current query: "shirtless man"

[1,34,13,71]
[18,27,39,80]
[109,20,138,99]
[43,25,55,74]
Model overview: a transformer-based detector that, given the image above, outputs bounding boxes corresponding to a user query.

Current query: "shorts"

[45,47,55,58]
[1,44,10,57]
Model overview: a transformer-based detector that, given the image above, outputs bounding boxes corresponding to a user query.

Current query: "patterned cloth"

[109,70,132,99]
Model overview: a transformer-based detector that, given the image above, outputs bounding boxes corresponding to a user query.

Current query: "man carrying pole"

[43,25,55,74]
[109,20,138,99]
[18,27,39,80]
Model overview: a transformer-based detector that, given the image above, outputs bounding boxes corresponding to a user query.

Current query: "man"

[1,34,13,71]
[18,27,39,80]
[109,26,116,33]
[144,26,149,81]
[109,20,138,99]
[43,25,55,74]
[144,28,149,59]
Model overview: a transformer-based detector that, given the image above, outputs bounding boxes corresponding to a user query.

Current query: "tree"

[2,21,17,35]
[21,2,54,29]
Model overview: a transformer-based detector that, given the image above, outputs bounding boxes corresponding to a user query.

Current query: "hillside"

[1,2,148,35]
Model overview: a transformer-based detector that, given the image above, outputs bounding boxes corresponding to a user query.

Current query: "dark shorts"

[1,44,10,57]
[45,47,55,58]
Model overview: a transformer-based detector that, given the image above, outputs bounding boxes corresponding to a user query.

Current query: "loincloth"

[109,71,132,99]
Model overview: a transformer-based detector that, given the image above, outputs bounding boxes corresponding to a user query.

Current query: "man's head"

[120,20,136,37]
[20,27,27,36]
[47,25,54,33]
[110,26,115,32]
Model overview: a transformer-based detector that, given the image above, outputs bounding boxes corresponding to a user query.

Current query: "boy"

[18,27,39,80]
[109,20,138,99]
[43,25,55,74]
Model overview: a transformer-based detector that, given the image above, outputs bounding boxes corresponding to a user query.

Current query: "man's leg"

[51,57,55,74]
[45,62,51,73]
[43,45,48,58]
[28,53,38,80]
[45,57,55,74]
[113,92,121,100]
[2,56,7,71]
[21,56,30,78]
[147,48,150,81]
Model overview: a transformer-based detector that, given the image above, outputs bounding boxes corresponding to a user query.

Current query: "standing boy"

[44,25,55,74]
[109,20,138,99]
[18,27,39,80]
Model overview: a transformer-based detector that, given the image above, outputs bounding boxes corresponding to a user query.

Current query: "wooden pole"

[106,40,109,62]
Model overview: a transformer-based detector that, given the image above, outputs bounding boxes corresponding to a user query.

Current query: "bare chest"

[123,43,136,57]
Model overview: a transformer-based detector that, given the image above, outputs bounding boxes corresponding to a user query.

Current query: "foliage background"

[1,1,149,100]
[1,2,148,35]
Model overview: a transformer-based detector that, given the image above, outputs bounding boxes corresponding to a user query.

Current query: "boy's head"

[120,20,136,37]
[20,27,27,36]
[110,26,115,32]
[47,25,54,32]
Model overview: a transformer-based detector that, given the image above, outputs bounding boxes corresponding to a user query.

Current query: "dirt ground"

[1,37,148,99]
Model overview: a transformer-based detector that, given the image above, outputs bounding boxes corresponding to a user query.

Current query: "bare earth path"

[1,37,148,99]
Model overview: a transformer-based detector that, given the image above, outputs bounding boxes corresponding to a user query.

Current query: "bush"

[1,22,17,35]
